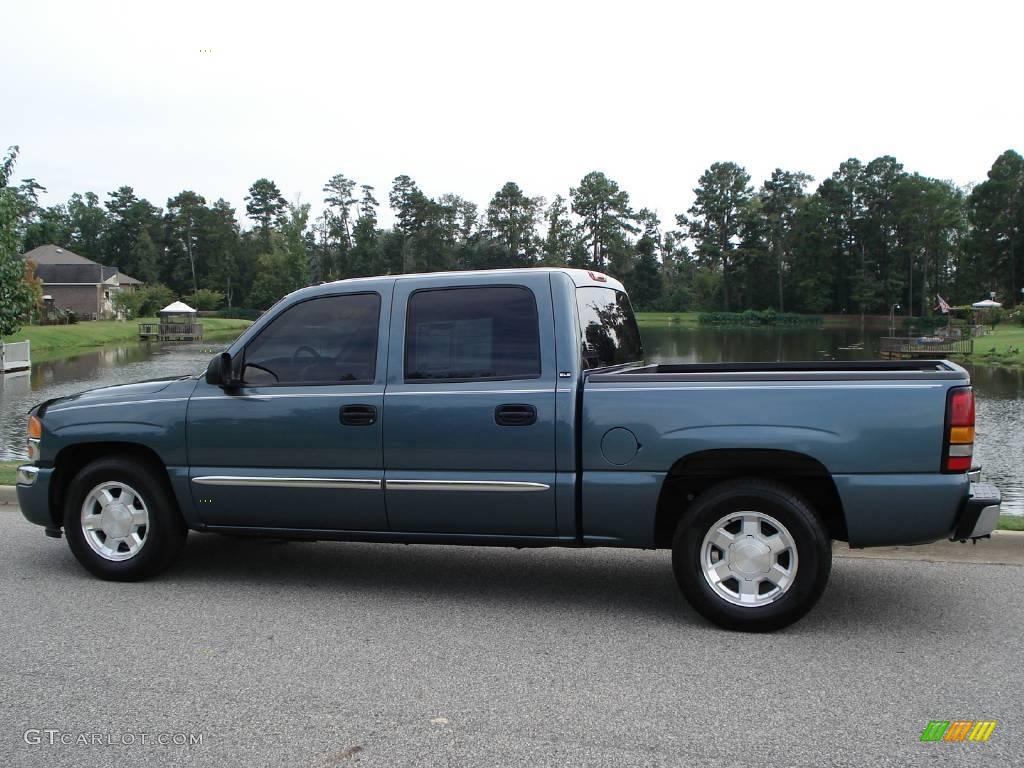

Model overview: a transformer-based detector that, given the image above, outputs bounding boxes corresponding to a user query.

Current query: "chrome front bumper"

[16,464,39,486]
[15,465,56,529]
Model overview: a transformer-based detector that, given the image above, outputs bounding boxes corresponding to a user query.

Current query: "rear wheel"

[64,456,187,581]
[672,478,831,631]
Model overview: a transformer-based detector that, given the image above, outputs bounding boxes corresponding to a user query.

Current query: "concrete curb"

[1,483,1022,565]
[834,531,1024,566]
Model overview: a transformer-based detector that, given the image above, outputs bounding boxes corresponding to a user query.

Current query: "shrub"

[697,310,822,327]
[187,289,226,311]
[906,315,957,334]
[117,284,176,318]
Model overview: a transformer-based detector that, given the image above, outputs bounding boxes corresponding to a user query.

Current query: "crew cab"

[15,268,1001,631]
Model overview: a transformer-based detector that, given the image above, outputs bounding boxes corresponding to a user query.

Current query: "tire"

[671,478,831,632]
[63,455,187,581]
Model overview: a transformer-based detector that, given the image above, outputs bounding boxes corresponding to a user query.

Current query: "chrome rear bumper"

[951,482,1001,541]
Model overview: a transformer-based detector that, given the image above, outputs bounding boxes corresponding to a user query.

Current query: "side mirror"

[206,352,238,388]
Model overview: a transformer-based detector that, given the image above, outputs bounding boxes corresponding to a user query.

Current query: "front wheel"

[672,479,831,632]
[64,456,187,581]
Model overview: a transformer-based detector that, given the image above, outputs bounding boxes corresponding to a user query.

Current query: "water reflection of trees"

[581,295,643,367]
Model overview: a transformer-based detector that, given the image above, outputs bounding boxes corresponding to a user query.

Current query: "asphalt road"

[1,509,1022,768]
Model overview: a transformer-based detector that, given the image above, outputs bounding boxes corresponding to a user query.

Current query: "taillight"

[944,387,975,472]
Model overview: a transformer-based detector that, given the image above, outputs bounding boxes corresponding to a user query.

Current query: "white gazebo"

[159,300,197,317]
[971,298,1003,336]
[140,301,203,341]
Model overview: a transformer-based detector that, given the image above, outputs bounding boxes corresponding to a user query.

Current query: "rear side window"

[576,287,643,368]
[405,286,540,381]
[242,293,380,385]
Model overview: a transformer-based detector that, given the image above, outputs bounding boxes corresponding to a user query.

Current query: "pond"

[1,324,1021,515]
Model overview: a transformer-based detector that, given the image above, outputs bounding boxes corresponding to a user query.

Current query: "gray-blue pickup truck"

[15,268,1001,630]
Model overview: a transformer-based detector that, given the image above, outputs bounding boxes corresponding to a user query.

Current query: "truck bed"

[589,359,968,382]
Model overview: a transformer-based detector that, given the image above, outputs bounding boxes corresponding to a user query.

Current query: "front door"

[382,274,558,536]
[187,287,391,531]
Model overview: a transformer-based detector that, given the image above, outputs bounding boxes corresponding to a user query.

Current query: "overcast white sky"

[3,0,1022,229]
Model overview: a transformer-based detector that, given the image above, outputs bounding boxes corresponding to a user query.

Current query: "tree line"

[3,145,1023,316]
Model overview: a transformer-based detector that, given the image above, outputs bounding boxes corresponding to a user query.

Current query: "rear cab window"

[404,286,541,381]
[576,286,644,369]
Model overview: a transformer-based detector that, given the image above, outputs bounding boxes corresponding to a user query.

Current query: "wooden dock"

[880,336,972,359]
[0,340,31,373]
[138,322,204,342]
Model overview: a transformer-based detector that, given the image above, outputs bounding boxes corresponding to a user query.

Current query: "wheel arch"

[48,442,175,529]
[653,449,847,548]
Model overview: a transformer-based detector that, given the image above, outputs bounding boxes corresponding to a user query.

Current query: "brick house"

[21,244,142,320]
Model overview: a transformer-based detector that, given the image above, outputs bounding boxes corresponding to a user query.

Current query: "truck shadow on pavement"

[124,532,962,634]
[174,533,691,622]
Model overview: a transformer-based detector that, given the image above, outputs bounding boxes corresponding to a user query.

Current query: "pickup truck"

[15,268,1001,631]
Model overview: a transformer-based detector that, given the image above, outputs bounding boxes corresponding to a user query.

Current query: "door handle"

[340,404,377,426]
[494,403,537,427]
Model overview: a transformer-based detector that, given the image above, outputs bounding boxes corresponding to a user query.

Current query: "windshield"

[575,286,644,369]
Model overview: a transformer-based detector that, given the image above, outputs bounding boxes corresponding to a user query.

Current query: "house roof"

[22,244,97,265]
[22,244,144,286]
[33,263,120,285]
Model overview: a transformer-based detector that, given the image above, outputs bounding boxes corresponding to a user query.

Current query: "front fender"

[43,399,191,467]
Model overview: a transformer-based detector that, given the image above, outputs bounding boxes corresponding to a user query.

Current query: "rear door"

[382,273,558,536]
[186,285,391,531]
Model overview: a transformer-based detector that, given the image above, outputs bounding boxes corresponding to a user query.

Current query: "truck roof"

[315,267,626,293]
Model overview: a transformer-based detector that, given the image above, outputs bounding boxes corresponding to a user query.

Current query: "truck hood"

[37,375,195,414]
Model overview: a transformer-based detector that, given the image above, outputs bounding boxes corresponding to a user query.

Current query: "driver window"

[241,293,381,385]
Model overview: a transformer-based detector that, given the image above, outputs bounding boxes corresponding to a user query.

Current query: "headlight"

[27,415,42,461]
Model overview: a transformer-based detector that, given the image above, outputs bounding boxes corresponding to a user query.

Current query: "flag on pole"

[936,294,951,314]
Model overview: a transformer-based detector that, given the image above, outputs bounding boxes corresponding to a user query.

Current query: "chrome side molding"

[192,476,382,490]
[385,479,550,492]
[190,476,551,492]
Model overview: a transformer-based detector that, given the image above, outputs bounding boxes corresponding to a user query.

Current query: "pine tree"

[685,162,753,311]
[570,171,637,269]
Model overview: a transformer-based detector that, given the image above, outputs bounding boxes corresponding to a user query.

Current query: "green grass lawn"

[2,317,252,356]
[998,514,1024,532]
[960,324,1024,367]
[634,312,701,327]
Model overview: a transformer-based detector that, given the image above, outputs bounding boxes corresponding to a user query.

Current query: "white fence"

[0,340,31,372]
